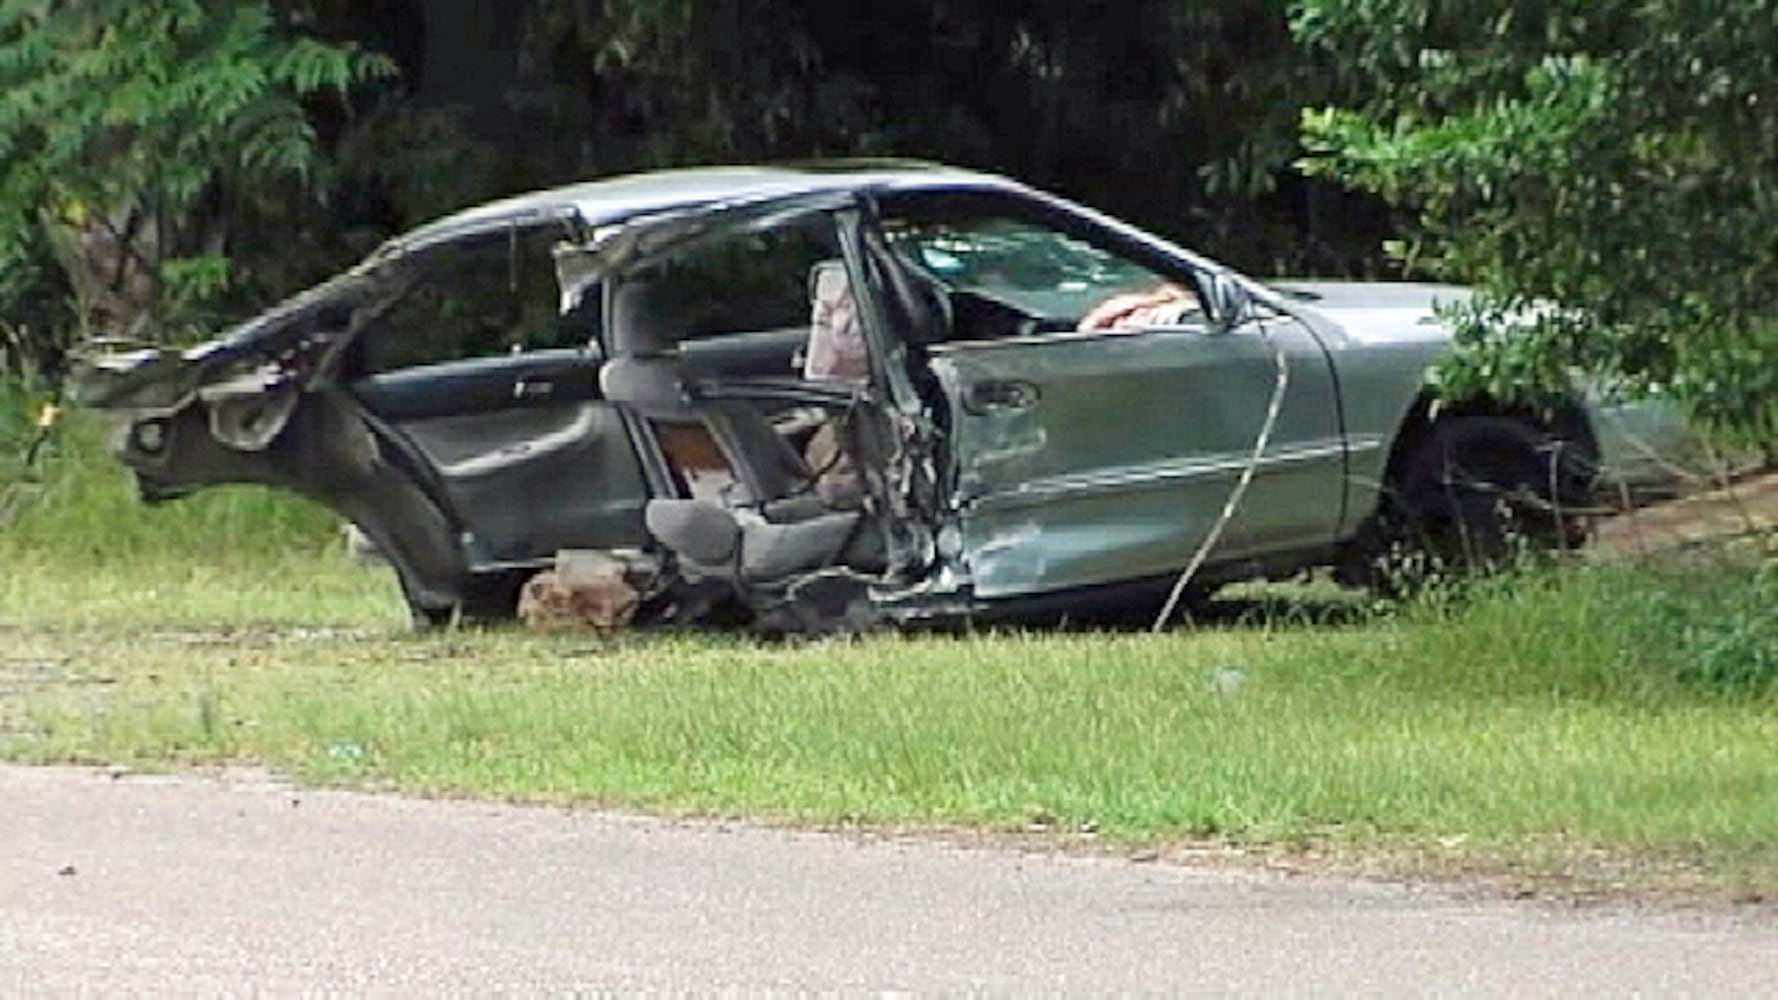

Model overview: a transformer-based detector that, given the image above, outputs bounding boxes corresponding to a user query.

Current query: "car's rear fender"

[114,388,468,619]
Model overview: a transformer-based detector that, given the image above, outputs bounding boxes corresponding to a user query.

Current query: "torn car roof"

[382,160,1011,255]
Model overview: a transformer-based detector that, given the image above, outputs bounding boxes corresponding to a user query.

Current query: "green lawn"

[4,400,1776,901]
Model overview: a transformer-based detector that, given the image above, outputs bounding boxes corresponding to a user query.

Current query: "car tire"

[1341,415,1590,592]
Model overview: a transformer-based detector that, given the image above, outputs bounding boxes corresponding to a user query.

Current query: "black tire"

[1341,415,1590,592]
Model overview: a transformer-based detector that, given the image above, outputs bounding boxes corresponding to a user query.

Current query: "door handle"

[963,379,1039,414]
[512,378,555,401]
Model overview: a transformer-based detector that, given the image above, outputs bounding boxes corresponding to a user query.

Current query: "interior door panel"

[350,348,649,568]
[677,326,808,378]
[353,349,605,422]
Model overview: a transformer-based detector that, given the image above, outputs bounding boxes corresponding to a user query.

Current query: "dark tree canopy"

[502,0,1384,272]
[3,0,1388,379]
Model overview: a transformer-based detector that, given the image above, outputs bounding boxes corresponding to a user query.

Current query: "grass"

[2,382,338,562]
[5,391,1777,902]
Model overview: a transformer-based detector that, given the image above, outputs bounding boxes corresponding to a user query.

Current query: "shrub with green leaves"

[1651,567,1778,696]
[1293,0,1778,448]
[0,0,394,372]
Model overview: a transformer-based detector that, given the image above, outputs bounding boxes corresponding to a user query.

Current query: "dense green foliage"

[9,0,1777,451]
[510,0,1366,270]
[0,0,392,374]
[1294,0,1778,446]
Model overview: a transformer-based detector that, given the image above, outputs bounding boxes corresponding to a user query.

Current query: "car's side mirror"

[1205,272,1252,333]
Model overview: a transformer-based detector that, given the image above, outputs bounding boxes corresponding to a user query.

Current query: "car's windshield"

[883,213,1169,320]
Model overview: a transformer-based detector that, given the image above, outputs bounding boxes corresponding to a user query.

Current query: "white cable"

[1151,319,1291,631]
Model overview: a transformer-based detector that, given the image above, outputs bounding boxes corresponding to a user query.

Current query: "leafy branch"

[0,0,395,369]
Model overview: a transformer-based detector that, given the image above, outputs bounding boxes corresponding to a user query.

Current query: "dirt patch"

[793,819,1778,915]
[1589,469,1778,559]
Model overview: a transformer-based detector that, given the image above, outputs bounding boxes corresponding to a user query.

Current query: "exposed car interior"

[591,195,1236,623]
[594,234,894,625]
[875,192,1208,343]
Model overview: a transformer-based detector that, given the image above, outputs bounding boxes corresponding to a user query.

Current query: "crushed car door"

[874,193,1344,599]
[342,223,649,570]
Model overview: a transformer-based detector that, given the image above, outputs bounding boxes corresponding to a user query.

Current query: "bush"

[1371,558,1778,702]
[1294,0,1778,447]
[1649,568,1778,697]
[0,374,39,453]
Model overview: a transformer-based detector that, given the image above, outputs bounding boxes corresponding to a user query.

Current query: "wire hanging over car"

[1151,308,1291,632]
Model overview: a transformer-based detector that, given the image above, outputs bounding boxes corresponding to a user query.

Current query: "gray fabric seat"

[645,499,869,581]
[597,274,881,588]
[599,354,812,508]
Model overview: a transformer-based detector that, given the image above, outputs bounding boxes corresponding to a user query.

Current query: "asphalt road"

[4,765,1775,993]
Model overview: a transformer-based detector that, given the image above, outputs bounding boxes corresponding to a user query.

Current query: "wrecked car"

[74,162,1692,631]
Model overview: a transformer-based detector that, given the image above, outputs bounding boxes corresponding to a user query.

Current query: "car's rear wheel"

[1341,415,1591,592]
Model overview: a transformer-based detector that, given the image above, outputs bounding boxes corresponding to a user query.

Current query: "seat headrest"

[607,276,684,356]
[598,355,691,421]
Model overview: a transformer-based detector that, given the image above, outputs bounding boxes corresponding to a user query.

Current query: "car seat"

[596,273,884,594]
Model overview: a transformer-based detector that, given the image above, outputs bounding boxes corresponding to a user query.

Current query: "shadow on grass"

[925,576,1378,635]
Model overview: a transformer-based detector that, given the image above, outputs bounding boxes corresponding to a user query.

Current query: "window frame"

[346,222,592,378]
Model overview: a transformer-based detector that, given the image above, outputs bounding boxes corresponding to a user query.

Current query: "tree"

[0,0,393,376]
[1294,0,1778,447]
[509,0,1378,274]
[0,0,1397,383]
